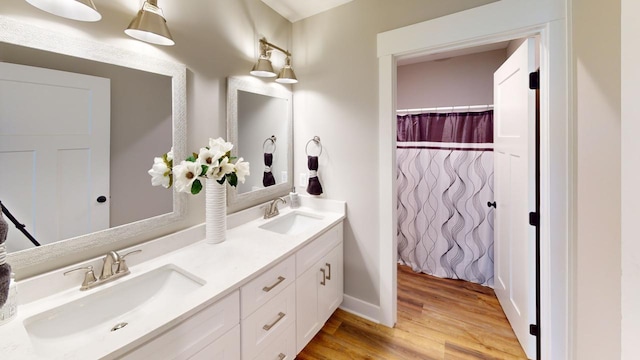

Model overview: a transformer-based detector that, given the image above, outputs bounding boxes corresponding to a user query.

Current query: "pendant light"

[24,0,102,22]
[125,0,175,46]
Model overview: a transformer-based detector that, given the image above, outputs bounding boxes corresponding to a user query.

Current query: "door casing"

[377,1,571,359]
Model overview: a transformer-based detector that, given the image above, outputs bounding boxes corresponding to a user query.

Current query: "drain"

[110,322,128,332]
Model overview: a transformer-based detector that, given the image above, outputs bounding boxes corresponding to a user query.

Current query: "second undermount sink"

[259,210,324,235]
[23,264,205,356]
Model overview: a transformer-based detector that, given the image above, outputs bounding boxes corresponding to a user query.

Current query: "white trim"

[378,54,397,327]
[339,295,382,324]
[377,1,570,359]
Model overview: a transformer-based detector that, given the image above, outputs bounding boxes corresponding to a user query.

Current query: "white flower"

[208,137,233,155]
[209,157,235,181]
[173,160,202,193]
[148,156,171,188]
[166,147,174,162]
[234,158,250,184]
[196,147,224,177]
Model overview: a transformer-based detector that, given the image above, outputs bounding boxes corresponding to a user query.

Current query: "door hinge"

[529,71,540,90]
[530,324,539,337]
[529,212,539,227]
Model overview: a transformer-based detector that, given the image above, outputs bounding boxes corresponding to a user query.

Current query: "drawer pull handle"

[278,354,286,360]
[320,268,326,286]
[325,263,332,280]
[263,276,286,292]
[263,312,286,331]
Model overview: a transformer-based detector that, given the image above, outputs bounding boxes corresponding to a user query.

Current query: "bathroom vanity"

[0,197,345,359]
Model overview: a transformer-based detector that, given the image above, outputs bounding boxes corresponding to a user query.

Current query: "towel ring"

[263,135,277,153]
[305,136,322,157]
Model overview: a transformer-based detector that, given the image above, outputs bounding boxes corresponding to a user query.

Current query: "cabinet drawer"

[241,283,296,360]
[241,255,295,319]
[296,222,343,277]
[121,291,239,359]
[190,324,240,360]
[253,323,295,360]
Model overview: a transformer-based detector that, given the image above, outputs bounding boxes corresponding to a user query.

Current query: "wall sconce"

[250,38,298,84]
[125,0,175,46]
[24,0,102,22]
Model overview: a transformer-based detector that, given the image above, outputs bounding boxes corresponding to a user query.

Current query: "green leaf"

[186,155,197,162]
[217,178,225,185]
[200,165,208,177]
[227,172,238,187]
[191,179,202,194]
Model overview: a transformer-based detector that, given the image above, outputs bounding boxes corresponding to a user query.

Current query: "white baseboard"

[339,294,382,324]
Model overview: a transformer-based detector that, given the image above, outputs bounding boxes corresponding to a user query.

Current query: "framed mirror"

[227,76,292,212]
[1,16,187,271]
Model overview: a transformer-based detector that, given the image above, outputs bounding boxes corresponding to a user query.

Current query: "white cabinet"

[295,223,344,353]
[241,255,296,360]
[121,290,240,359]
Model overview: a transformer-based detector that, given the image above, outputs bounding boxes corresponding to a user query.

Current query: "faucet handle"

[64,265,98,290]
[116,250,142,274]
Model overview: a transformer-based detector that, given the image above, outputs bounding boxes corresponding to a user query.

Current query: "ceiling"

[261,0,354,22]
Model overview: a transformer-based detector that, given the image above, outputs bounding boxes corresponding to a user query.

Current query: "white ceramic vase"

[205,179,226,244]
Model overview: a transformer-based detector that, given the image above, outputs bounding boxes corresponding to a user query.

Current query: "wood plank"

[297,264,527,359]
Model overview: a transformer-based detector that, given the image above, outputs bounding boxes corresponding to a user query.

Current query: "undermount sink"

[259,210,324,235]
[23,264,205,356]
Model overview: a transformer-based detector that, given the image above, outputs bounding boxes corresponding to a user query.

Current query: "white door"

[0,62,110,252]
[493,38,537,359]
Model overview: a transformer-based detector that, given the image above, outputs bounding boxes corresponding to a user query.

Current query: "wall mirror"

[1,16,187,272]
[227,76,292,212]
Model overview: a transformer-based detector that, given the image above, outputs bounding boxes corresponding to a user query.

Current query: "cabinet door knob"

[97,195,107,203]
[325,263,332,280]
[278,354,286,360]
[487,201,496,208]
[320,268,326,286]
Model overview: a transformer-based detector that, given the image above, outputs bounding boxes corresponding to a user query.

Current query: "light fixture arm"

[260,38,291,57]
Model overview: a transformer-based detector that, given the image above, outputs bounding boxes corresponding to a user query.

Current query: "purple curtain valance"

[397,110,493,144]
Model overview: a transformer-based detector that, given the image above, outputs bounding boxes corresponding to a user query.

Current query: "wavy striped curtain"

[397,111,495,286]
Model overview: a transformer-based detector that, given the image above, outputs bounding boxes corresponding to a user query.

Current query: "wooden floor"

[297,265,527,360]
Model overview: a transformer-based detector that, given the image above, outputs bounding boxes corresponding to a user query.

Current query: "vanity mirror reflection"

[1,16,186,273]
[227,76,292,212]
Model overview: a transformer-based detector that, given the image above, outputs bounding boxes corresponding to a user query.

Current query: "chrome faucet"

[264,197,287,219]
[64,249,142,291]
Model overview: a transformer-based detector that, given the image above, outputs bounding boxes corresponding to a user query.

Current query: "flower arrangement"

[148,137,250,194]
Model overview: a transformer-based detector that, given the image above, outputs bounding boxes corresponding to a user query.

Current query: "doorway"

[376,6,570,359]
[394,38,539,358]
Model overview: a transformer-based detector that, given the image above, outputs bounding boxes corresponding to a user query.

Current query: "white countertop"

[0,197,346,359]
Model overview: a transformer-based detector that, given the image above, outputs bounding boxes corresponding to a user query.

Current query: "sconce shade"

[251,38,298,83]
[125,1,175,46]
[250,58,276,78]
[25,0,101,22]
[276,57,298,84]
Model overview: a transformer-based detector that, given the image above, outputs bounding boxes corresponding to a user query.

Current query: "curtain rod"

[396,104,494,113]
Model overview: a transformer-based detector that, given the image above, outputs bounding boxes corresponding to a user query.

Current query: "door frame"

[377,1,571,359]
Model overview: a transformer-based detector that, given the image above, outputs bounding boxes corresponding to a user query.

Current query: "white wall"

[621,0,640,357]
[572,0,621,358]
[397,49,506,109]
[291,0,496,312]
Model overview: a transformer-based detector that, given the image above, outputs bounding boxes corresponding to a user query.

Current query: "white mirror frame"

[1,16,187,271]
[226,76,292,212]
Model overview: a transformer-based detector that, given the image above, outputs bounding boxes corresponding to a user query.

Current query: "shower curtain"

[396,111,495,286]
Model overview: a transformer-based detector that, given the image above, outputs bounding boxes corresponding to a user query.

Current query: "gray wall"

[397,49,507,109]
[291,0,496,309]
